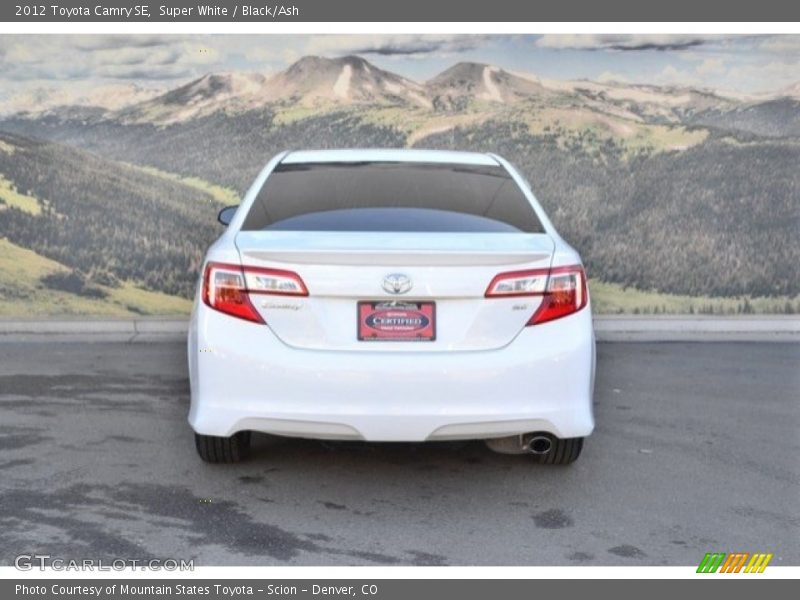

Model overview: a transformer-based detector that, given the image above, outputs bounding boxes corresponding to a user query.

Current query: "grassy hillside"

[419,123,800,298]
[0,238,190,316]
[0,174,41,215]
[130,164,240,206]
[0,109,405,193]
[689,98,800,138]
[0,92,797,313]
[0,132,224,299]
[590,280,798,315]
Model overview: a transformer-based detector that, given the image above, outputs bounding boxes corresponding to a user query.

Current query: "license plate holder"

[357,301,436,342]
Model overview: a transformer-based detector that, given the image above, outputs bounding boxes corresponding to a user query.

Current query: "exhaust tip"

[528,435,552,455]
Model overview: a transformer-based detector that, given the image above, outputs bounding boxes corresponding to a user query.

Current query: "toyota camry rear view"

[188,149,595,464]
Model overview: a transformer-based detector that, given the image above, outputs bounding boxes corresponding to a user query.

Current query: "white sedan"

[188,149,595,464]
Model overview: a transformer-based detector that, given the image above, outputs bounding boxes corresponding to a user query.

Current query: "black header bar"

[3,0,800,22]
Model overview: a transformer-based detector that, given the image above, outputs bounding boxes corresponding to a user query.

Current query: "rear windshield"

[241,161,544,233]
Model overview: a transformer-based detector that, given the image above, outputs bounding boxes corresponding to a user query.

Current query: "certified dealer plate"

[357,301,436,342]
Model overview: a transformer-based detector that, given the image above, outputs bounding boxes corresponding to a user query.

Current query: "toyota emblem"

[382,273,412,295]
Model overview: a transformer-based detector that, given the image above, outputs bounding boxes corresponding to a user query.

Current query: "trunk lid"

[235,231,554,352]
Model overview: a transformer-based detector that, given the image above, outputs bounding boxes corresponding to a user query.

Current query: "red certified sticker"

[358,301,436,341]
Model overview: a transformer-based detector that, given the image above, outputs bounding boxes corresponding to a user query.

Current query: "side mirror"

[217,205,238,226]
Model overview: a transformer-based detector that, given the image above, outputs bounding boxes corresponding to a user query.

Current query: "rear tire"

[195,431,251,463]
[532,437,583,465]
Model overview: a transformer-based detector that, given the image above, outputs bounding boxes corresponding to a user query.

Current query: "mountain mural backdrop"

[0,54,798,315]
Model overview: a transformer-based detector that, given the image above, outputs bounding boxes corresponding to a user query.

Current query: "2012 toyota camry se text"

[188,149,595,464]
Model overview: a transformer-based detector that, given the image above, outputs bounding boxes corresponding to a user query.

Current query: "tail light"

[202,262,308,323]
[528,265,588,325]
[485,265,588,326]
[485,268,549,297]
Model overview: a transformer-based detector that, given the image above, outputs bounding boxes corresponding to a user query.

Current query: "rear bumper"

[188,303,595,442]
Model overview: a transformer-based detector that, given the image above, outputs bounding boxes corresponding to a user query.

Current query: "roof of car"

[280,149,499,166]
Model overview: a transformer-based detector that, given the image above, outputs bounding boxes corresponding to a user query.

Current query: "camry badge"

[382,273,412,295]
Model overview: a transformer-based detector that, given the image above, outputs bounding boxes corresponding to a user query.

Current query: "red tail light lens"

[528,265,588,325]
[485,265,588,325]
[202,262,308,323]
[202,262,262,323]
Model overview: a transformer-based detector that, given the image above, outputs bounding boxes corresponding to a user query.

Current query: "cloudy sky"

[1,34,798,107]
